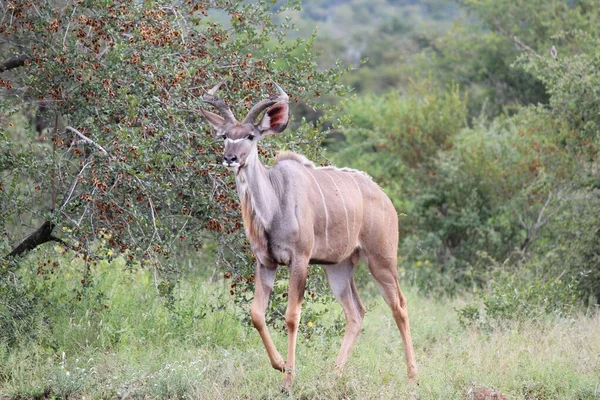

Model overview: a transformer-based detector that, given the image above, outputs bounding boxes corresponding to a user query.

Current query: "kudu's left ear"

[257,102,289,137]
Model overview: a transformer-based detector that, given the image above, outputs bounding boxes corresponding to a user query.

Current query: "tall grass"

[1,251,599,399]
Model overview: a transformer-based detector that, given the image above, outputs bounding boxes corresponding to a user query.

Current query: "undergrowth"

[0,249,599,399]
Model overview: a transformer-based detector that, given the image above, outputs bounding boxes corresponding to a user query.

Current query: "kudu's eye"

[246,134,255,141]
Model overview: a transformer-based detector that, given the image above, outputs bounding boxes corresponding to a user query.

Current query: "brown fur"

[241,195,268,253]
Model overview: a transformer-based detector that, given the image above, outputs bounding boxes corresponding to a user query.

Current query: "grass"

[1,252,599,399]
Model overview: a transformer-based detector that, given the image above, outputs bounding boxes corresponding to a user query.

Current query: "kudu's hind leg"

[367,255,418,380]
[323,256,365,370]
[282,257,309,390]
[250,262,285,372]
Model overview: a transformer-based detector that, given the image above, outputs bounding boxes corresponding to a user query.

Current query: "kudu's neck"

[235,147,278,229]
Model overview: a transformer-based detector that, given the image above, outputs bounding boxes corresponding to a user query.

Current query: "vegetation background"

[1,0,599,398]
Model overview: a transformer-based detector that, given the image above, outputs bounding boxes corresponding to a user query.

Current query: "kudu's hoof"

[281,368,295,391]
[332,364,344,377]
[407,368,418,383]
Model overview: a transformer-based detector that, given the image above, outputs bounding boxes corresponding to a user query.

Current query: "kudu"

[200,82,417,389]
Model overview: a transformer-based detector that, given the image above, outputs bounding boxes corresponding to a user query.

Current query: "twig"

[518,214,528,231]
[76,187,96,227]
[30,2,42,18]
[164,6,185,45]
[487,19,540,58]
[66,126,108,156]
[60,161,92,210]
[510,35,539,56]
[173,210,192,244]
[534,191,553,230]
[51,114,60,211]
[133,176,161,249]
[97,46,110,59]
[63,6,77,48]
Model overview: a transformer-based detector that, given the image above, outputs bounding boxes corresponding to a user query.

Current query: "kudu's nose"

[223,154,238,165]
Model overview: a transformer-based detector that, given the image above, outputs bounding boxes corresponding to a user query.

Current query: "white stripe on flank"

[348,173,363,223]
[363,179,373,233]
[325,171,350,244]
[307,169,329,247]
[338,175,355,240]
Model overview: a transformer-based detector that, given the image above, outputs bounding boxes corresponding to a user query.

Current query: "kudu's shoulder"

[274,151,315,168]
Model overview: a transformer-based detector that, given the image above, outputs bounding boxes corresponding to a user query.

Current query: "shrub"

[457,263,580,329]
[1,0,347,276]
[401,114,557,295]
[329,79,467,213]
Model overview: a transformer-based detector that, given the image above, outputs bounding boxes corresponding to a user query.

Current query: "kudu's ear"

[257,102,289,137]
[200,108,226,134]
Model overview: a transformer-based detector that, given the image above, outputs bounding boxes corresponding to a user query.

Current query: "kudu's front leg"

[250,262,285,371]
[282,258,309,390]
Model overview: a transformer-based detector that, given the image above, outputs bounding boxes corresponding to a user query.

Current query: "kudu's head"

[200,81,290,171]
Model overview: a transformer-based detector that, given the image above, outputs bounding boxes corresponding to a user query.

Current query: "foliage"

[416,24,548,119]
[515,28,600,306]
[400,112,563,294]
[0,0,347,277]
[518,33,600,162]
[457,265,580,330]
[279,0,461,94]
[459,0,600,50]
[527,187,600,306]
[329,80,467,213]
[326,1,600,313]
[426,0,600,120]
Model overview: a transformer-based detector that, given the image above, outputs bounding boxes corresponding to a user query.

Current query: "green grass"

[1,254,599,399]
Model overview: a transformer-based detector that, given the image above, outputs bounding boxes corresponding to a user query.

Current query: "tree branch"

[2,221,99,263]
[66,126,108,156]
[0,54,29,73]
[4,220,56,259]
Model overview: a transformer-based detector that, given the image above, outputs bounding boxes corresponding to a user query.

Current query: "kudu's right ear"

[200,108,226,135]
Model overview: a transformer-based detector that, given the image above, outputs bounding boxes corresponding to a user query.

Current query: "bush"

[527,188,600,306]
[457,264,580,329]
[1,0,347,279]
[329,80,467,213]
[401,113,558,295]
